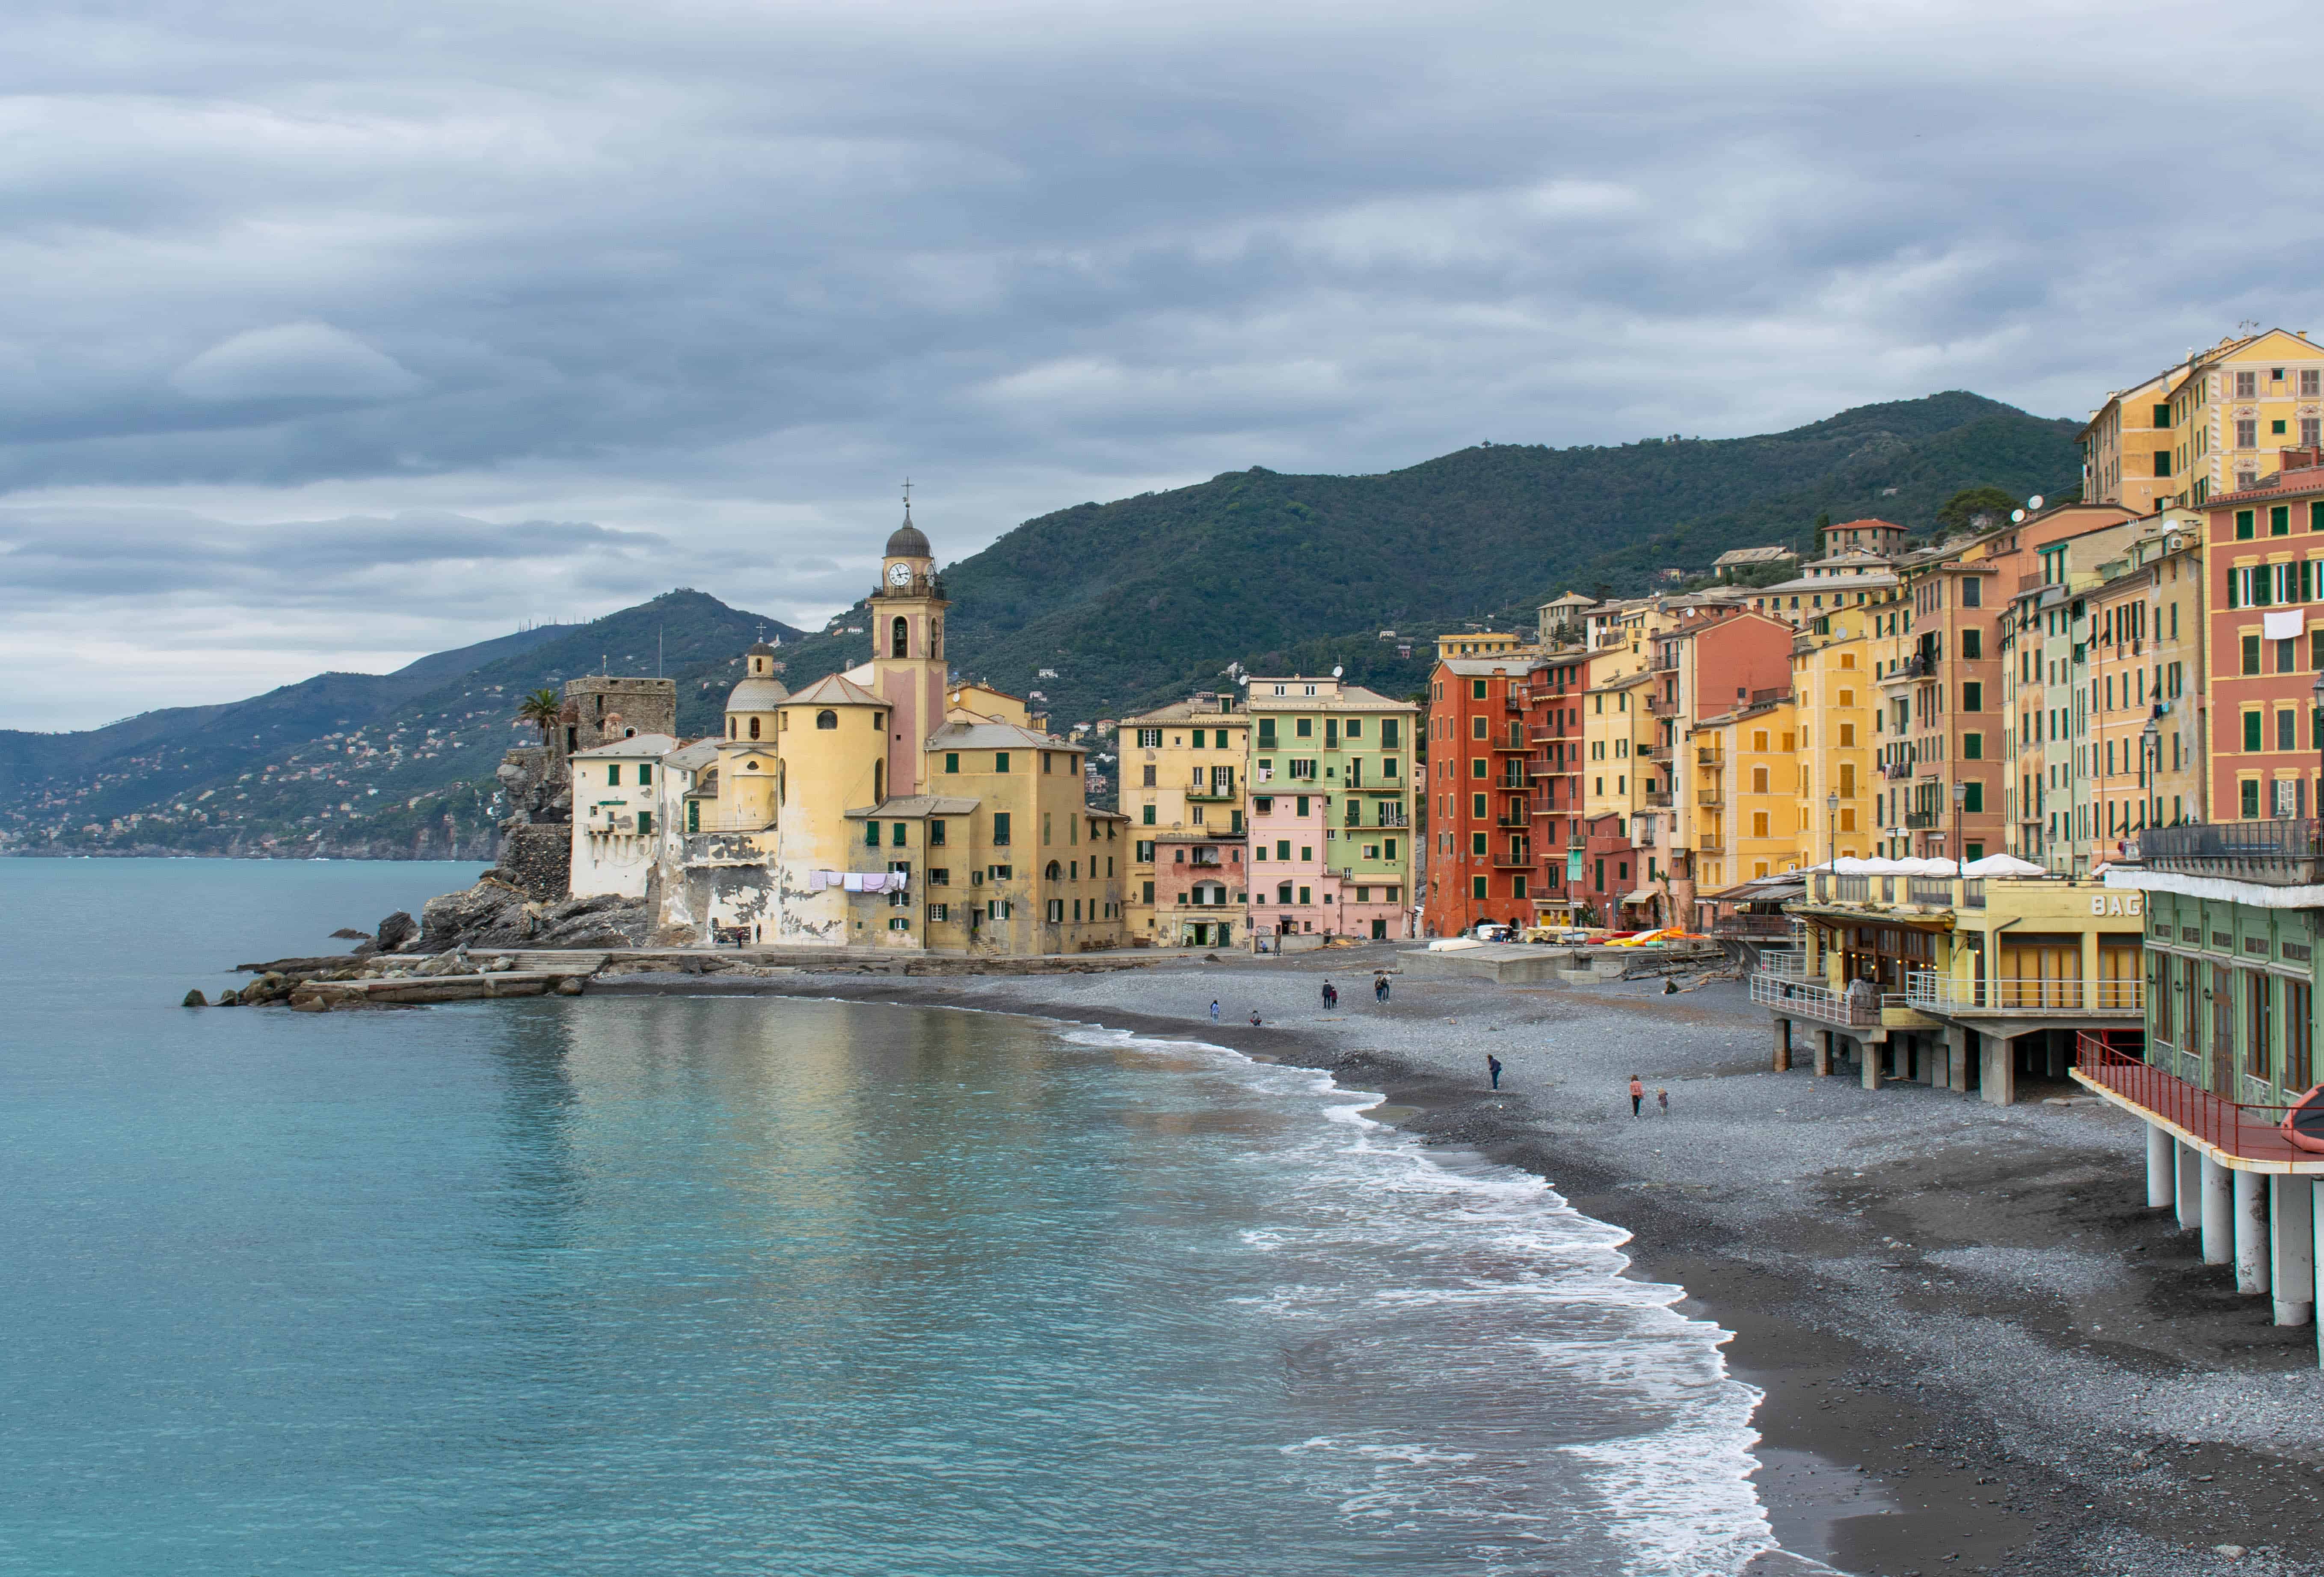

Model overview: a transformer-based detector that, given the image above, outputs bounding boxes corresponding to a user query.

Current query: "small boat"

[2283,1085,2324,1153]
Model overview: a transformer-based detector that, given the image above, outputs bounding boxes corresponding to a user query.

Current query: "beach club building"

[2094,824,2324,1346]
[1752,854,2145,1102]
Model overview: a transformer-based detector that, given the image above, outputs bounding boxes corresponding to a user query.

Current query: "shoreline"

[587,953,2324,1577]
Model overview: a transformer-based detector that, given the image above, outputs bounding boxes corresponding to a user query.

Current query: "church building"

[570,508,1128,954]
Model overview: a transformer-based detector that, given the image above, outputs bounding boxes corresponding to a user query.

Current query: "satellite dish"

[1331,665,1344,678]
[2027,495,2045,511]
[1237,673,1250,686]
[2011,509,2026,523]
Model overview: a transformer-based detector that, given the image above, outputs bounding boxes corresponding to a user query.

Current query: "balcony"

[1645,694,1679,716]
[1497,813,1529,828]
[1696,830,1725,852]
[1492,736,1529,751]
[1491,851,1536,869]
[2072,1034,2315,1169]
[2140,819,2324,885]
[1645,791,1674,808]
[1646,743,1673,763]
[1529,799,1559,817]
[1881,760,1912,780]
[1749,971,1881,1026]
[1524,757,1556,778]
[1696,747,1722,765]
[1903,809,1940,829]
[1904,973,2143,1015]
[1529,728,1562,744]
[1696,789,1724,807]
[1184,785,1238,801]
[1756,947,1814,978]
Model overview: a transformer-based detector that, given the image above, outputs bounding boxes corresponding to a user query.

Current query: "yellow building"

[1436,629,1528,660]
[2086,329,2324,510]
[1792,604,1877,863]
[2083,516,2207,845]
[1120,694,1250,944]
[1687,698,1804,889]
[583,508,1127,955]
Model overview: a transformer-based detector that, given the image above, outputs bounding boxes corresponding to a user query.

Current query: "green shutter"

[866,821,880,847]
[2238,509,2256,539]
[2274,506,2293,536]
[2245,711,2264,751]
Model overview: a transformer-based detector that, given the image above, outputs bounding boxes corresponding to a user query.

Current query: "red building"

[1422,647,1589,935]
[2203,456,2324,820]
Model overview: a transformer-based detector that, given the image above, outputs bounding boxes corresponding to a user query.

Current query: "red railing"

[2073,1032,2306,1165]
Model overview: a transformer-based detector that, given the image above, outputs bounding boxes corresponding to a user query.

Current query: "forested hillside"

[5,390,2080,856]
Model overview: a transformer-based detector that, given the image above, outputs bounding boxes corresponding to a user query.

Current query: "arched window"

[891,616,909,659]
[748,716,760,739]
[816,710,837,729]
[873,760,884,802]
[1046,860,1062,880]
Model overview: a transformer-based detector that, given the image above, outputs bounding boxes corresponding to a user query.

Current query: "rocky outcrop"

[403,878,649,953]
[492,822,571,903]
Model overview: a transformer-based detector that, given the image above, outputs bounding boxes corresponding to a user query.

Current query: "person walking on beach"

[1487,1054,1503,1090]
[1210,999,1220,1023]
[1628,1076,1645,1118]
[1321,979,1336,1010]
[1374,974,1389,1004]
[1656,1087,1669,1118]
[1249,1010,1262,1027]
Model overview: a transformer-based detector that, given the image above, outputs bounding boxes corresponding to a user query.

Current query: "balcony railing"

[1645,791,1673,808]
[1645,694,1678,716]
[1961,878,1984,907]
[1749,971,1882,1026]
[1497,814,1529,827]
[1529,799,1558,817]
[2072,1033,2307,1165]
[1647,744,1673,763]
[2140,819,2324,885]
[1185,785,1238,801]
[1491,851,1536,869]
[1712,913,1796,939]
[1529,728,1562,744]
[1881,760,1912,780]
[1697,789,1723,806]
[1756,948,1813,978]
[1904,877,1955,906]
[1903,809,1940,829]
[1696,747,1722,765]
[1696,831,1725,852]
[1834,874,1870,900]
[1905,973,2143,1014]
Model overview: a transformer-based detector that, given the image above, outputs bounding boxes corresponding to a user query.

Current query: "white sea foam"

[1055,1021,1840,1577]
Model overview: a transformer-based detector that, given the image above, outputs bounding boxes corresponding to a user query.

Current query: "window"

[1962,732,1982,760]
[993,812,1011,845]
[2237,509,2256,540]
[2152,402,2172,427]
[2274,505,2292,536]
[637,810,653,835]
[1382,718,1401,747]
[2244,634,2263,676]
[1471,715,1486,739]
[995,752,1010,772]
[2237,370,2258,398]
[930,865,949,883]
[1471,875,1488,898]
[1254,796,1272,814]
[1960,577,1981,609]
[2306,371,2323,398]
[1963,782,1983,813]
[1470,680,1486,700]
[1751,811,1769,837]
[1962,681,1982,712]
[2243,779,2262,818]
[605,764,621,786]
[2277,420,2290,437]
[928,903,949,923]
[2238,418,2258,448]
[2244,711,2264,752]
[987,899,1011,920]
[2307,418,2322,448]
[1137,728,1162,749]
[1470,832,1486,855]
[1295,718,1313,739]
[1961,629,1981,659]
[891,616,909,658]
[945,752,959,774]
[1470,757,1485,778]
[865,820,881,847]
[2282,709,2300,751]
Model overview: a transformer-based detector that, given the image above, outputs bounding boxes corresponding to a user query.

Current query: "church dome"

[885,515,930,558]
[726,675,790,712]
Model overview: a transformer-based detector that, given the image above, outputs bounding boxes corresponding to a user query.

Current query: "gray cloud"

[3,0,2319,726]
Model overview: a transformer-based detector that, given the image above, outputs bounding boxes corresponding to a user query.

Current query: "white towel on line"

[2264,609,2305,641]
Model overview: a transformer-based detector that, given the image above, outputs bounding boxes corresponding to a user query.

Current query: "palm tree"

[515,687,562,744]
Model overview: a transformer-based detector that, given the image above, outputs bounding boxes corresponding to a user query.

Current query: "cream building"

[1120,694,1249,944]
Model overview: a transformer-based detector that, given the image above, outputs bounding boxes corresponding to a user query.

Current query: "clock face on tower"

[887,562,913,587]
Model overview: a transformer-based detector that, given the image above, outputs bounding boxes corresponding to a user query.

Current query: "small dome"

[885,516,930,558]
[726,675,790,711]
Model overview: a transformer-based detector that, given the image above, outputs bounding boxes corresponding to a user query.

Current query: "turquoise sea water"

[0,860,1777,1575]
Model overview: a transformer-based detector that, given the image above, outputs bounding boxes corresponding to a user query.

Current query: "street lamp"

[2140,714,2160,833]
[1952,780,1968,872]
[1825,789,1840,875]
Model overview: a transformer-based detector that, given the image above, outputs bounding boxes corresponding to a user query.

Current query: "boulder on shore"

[182,989,208,1007]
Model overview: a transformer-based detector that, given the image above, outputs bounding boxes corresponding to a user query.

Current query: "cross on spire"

[901,477,913,520]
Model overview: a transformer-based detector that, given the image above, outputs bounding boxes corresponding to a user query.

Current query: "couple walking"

[1627,1076,1669,1118]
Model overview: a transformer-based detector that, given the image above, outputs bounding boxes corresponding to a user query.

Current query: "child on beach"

[1656,1087,1669,1118]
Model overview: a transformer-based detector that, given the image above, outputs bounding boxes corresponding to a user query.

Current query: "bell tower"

[869,482,949,798]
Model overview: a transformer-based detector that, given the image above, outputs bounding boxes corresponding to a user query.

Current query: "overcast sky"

[3,0,2317,729]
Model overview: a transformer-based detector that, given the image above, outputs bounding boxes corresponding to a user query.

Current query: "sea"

[0,858,1798,1576]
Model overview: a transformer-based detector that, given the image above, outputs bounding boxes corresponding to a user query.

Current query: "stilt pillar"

[2201,1154,2233,1266]
[1773,1017,1791,1073]
[1945,1027,1971,1093]
[1980,1034,2016,1106]
[2146,1123,2174,1211]
[2235,1168,2270,1295]
[1814,1030,1832,1078]
[2175,1141,2200,1232]
[2272,1175,2313,1327]
[1861,1035,1883,1091]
